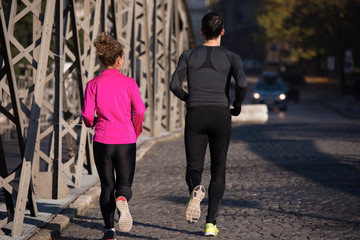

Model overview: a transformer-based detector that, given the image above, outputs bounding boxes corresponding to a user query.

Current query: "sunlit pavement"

[56,101,360,239]
[13,74,358,240]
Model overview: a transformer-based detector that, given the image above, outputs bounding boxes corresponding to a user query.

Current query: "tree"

[256,0,360,63]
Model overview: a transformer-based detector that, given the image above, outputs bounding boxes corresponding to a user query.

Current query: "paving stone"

[56,119,360,239]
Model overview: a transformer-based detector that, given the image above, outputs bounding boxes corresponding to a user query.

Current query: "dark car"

[280,64,304,102]
[251,72,288,111]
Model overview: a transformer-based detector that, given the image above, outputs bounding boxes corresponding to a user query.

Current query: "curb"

[232,104,268,124]
[26,130,184,240]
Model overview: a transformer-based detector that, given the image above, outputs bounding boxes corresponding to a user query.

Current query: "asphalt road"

[56,100,360,239]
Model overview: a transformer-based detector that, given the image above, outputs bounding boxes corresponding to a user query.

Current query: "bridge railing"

[0,0,195,236]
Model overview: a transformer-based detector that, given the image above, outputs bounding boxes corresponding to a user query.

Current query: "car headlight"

[279,93,286,100]
[253,92,260,99]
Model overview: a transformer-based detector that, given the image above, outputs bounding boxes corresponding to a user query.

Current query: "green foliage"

[256,0,360,60]
[2,1,34,48]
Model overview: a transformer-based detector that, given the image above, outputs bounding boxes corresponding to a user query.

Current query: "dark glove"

[183,93,189,103]
[230,102,242,116]
[230,106,241,116]
[93,117,98,127]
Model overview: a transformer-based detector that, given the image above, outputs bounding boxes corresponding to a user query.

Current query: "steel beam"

[0,0,195,236]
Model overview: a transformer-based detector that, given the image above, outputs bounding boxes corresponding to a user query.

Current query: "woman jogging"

[82,31,146,240]
[170,12,247,236]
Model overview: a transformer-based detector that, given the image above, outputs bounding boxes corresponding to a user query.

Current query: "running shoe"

[185,185,205,223]
[116,196,133,232]
[204,223,219,236]
[102,229,116,240]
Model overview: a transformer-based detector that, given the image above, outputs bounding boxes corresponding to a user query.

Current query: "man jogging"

[170,12,247,236]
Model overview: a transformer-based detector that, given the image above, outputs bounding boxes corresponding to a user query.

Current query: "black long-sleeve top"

[170,45,247,108]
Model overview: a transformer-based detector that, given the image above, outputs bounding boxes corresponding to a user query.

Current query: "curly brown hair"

[93,31,124,67]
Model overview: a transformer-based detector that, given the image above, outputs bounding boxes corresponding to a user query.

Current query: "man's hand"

[230,106,241,116]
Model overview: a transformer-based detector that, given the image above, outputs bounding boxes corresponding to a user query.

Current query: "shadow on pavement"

[221,197,360,225]
[56,238,84,240]
[231,122,360,197]
[221,198,260,209]
[123,221,203,238]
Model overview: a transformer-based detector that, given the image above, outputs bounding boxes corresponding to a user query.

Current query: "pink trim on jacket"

[81,69,146,144]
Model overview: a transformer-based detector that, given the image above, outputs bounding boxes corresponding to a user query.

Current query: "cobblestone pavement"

[56,114,360,239]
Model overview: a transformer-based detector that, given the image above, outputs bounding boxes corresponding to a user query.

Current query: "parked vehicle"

[251,71,288,111]
[280,64,304,103]
[263,62,304,103]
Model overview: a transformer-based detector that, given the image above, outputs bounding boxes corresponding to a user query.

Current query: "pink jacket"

[82,69,146,144]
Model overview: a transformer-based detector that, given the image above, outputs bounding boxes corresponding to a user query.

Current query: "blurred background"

[188,0,360,111]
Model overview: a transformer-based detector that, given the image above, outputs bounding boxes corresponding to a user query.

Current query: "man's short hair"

[201,12,224,40]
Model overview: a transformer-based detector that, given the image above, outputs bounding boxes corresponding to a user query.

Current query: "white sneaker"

[185,185,205,223]
[116,196,133,232]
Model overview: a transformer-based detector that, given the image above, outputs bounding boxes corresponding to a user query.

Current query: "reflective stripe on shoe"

[116,196,133,232]
[204,223,219,236]
[185,185,205,223]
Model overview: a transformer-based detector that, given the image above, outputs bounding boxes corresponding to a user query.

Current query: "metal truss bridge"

[0,0,195,236]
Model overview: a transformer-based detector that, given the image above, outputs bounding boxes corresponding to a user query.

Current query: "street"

[56,97,360,239]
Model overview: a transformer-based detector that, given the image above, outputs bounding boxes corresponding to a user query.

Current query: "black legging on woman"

[184,106,231,225]
[93,142,136,229]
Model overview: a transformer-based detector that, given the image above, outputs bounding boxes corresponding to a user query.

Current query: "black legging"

[93,141,136,229]
[184,106,231,225]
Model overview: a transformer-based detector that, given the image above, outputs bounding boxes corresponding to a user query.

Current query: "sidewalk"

[26,102,359,240]
[0,103,269,239]
[52,115,360,239]
[1,80,358,239]
[299,80,360,120]
[325,95,360,119]
[0,169,99,240]
[0,131,183,240]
